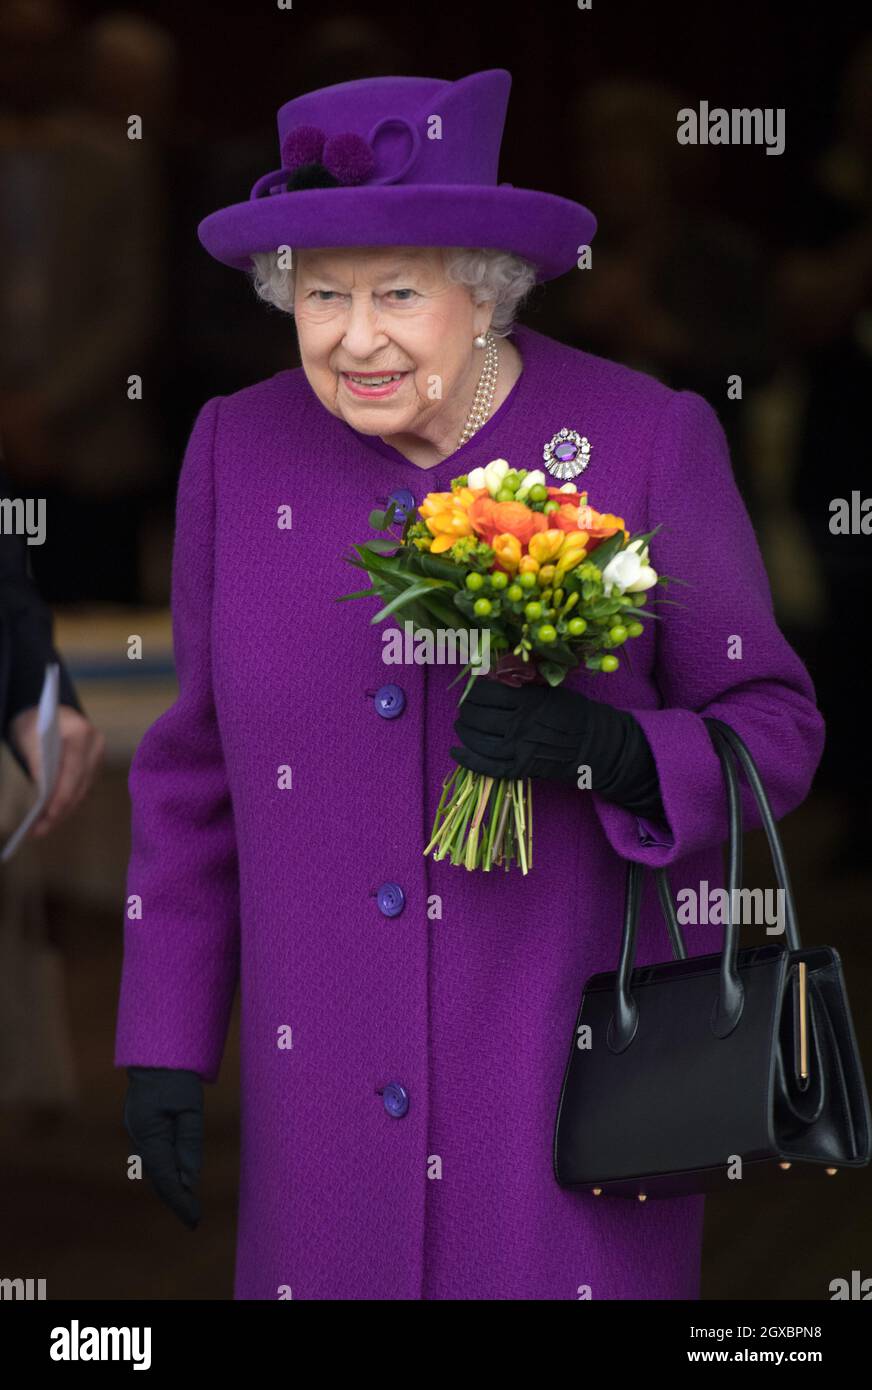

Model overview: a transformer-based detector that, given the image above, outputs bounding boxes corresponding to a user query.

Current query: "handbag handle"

[610,716,802,1052]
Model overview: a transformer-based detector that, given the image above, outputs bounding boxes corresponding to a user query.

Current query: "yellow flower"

[558,529,590,557]
[518,554,540,575]
[419,491,458,519]
[492,533,522,573]
[451,486,484,510]
[554,530,589,584]
[528,529,565,564]
[426,506,473,553]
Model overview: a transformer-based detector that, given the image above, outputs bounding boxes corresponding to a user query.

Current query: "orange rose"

[469,496,547,547]
[552,504,583,533]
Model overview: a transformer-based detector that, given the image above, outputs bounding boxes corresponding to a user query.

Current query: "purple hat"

[197,68,597,284]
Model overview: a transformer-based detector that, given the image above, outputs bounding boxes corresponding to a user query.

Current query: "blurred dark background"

[0,0,870,1300]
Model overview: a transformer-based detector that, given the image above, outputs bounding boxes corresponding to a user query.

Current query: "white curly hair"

[248,246,537,337]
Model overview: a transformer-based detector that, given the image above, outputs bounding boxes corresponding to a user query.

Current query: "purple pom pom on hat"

[280,124,326,173]
[323,132,375,186]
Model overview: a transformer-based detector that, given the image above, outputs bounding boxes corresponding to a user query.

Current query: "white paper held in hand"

[2,662,62,861]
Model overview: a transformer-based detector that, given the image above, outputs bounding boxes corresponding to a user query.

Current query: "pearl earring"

[473,333,488,348]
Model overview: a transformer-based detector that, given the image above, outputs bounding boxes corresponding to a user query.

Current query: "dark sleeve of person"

[0,476,83,779]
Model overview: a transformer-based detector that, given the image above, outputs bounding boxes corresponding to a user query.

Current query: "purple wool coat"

[114,322,825,1300]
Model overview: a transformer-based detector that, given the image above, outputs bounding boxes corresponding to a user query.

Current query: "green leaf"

[622,604,662,621]
[538,660,569,686]
[627,523,662,548]
[408,551,466,583]
[422,593,466,627]
[370,579,453,624]
[367,500,398,532]
[542,641,575,665]
[349,546,407,580]
[335,586,379,602]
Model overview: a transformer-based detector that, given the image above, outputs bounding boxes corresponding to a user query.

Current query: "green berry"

[601,654,620,672]
[609,624,628,644]
[519,571,537,590]
[473,597,492,617]
[537,624,557,643]
[465,572,485,591]
[503,471,520,491]
[524,601,543,621]
[528,483,548,503]
[567,617,587,636]
[489,570,509,590]
[507,584,524,601]
[495,488,515,502]
[543,500,560,515]
[626,620,644,637]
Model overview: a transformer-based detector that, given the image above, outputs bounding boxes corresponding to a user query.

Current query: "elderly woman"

[115,69,824,1301]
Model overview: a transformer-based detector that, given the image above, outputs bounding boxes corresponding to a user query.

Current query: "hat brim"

[197,184,596,284]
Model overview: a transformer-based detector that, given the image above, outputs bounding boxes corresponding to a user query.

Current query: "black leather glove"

[123,1066,203,1229]
[451,678,666,819]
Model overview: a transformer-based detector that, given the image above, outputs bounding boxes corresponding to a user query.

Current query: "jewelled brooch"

[543,428,591,481]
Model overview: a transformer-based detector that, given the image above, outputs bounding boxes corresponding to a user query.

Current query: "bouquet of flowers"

[341,458,675,873]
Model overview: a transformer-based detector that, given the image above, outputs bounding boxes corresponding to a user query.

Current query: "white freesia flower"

[558,482,578,493]
[483,458,510,495]
[467,466,487,490]
[626,564,658,593]
[516,468,546,499]
[601,542,658,596]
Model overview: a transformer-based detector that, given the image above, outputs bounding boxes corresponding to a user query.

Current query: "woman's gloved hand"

[450,677,666,819]
[123,1066,204,1229]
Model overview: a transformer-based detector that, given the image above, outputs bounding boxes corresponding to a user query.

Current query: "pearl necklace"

[456,331,499,448]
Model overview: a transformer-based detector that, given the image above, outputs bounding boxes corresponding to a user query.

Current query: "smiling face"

[293,247,493,444]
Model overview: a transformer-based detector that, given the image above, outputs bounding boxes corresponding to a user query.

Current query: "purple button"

[383,1083,409,1118]
[387,489,416,524]
[376,882,405,918]
[374,684,406,720]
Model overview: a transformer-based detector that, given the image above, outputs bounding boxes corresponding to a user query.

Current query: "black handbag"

[553,716,872,1200]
